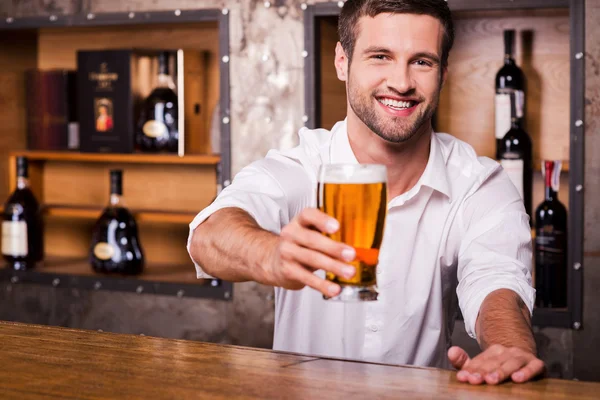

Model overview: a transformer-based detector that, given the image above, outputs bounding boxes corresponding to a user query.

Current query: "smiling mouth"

[376,97,419,111]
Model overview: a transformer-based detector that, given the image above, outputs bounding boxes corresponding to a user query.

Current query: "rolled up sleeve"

[186,154,313,279]
[456,168,536,340]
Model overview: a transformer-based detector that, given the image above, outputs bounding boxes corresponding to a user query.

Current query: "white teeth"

[378,98,413,109]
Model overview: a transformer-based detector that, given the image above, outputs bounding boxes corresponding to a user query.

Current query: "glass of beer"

[317,163,387,302]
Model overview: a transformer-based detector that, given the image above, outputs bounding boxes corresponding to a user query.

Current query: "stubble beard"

[347,75,441,144]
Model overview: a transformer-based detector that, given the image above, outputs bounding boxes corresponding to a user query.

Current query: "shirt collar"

[329,119,452,202]
[329,119,358,164]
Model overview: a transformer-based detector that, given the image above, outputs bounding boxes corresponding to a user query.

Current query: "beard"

[347,76,440,144]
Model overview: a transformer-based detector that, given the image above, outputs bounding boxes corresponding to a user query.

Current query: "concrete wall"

[0,0,598,382]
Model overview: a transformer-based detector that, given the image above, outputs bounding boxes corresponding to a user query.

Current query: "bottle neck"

[545,186,557,202]
[510,117,520,130]
[504,54,514,65]
[157,73,176,90]
[544,161,559,202]
[16,176,29,190]
[110,193,123,207]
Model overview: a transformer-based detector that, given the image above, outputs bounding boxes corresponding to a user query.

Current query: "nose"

[386,63,415,94]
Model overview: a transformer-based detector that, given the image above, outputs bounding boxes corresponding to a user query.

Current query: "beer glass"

[317,164,387,301]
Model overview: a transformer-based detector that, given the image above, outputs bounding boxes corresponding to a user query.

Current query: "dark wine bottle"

[135,51,179,153]
[89,170,144,275]
[2,157,44,270]
[535,161,568,308]
[499,94,532,220]
[495,29,525,159]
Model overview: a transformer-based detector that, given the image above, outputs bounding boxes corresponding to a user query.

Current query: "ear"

[440,65,448,89]
[334,42,349,82]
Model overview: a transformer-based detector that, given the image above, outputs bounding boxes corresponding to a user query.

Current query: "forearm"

[475,289,536,355]
[190,207,279,284]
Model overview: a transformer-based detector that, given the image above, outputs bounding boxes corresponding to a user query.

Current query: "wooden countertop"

[0,321,598,399]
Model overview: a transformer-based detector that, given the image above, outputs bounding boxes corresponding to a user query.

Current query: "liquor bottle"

[135,51,179,153]
[1,157,44,270]
[89,170,144,275]
[535,161,568,308]
[499,94,532,219]
[495,29,525,159]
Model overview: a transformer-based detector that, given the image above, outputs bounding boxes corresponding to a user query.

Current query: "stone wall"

[0,0,598,382]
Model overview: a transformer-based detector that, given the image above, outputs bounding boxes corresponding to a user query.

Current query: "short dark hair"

[338,0,455,67]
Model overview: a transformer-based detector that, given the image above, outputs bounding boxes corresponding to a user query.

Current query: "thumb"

[447,346,470,369]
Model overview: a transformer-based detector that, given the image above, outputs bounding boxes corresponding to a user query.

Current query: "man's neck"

[346,113,432,199]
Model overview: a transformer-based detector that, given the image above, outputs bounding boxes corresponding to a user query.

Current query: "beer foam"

[319,164,387,184]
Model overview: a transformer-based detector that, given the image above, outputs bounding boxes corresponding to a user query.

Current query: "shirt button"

[376,269,382,275]
[370,324,379,332]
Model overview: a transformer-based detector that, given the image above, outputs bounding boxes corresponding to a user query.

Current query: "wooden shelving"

[0,256,230,299]
[0,9,233,300]
[10,151,220,166]
[44,205,196,224]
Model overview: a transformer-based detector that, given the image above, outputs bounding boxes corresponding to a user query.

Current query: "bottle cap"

[542,160,562,192]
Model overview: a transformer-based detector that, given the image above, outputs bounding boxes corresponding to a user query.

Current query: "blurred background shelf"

[0,256,230,299]
[44,205,197,224]
[10,151,221,166]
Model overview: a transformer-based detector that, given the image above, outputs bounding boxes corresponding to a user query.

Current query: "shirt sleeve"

[186,152,314,279]
[456,167,536,340]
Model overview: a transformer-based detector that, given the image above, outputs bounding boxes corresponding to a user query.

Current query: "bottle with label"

[535,161,567,308]
[89,170,144,275]
[499,94,532,219]
[135,51,178,153]
[1,157,44,270]
[495,29,525,159]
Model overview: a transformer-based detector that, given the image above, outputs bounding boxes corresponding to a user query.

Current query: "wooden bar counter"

[0,321,598,399]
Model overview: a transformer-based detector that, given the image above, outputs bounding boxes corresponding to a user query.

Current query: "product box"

[26,70,78,151]
[77,50,141,153]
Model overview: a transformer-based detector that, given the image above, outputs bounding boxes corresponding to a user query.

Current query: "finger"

[297,208,340,234]
[511,358,546,383]
[486,357,528,385]
[466,371,485,385]
[461,348,511,385]
[448,346,470,370]
[285,260,340,297]
[284,224,355,263]
[289,243,356,279]
[463,345,510,373]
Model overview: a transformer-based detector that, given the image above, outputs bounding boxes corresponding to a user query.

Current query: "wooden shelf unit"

[10,151,221,166]
[0,10,232,299]
[0,256,228,299]
[44,205,197,225]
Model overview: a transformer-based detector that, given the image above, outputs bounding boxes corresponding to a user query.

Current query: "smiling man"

[187,0,544,385]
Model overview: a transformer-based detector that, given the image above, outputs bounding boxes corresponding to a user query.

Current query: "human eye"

[414,59,433,67]
[371,54,389,61]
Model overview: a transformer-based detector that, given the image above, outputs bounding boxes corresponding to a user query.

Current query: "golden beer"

[318,164,387,301]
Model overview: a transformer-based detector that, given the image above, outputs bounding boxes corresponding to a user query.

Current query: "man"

[188,0,545,385]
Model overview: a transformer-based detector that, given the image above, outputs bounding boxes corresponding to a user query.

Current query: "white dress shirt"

[187,120,535,369]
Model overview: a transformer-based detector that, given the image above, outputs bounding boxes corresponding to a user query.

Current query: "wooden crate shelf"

[44,205,197,224]
[0,256,230,299]
[0,9,232,300]
[10,151,220,166]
